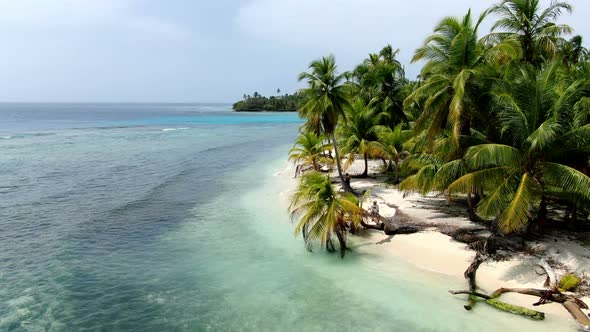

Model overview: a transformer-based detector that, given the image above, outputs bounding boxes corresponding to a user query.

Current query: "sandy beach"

[280,159,590,325]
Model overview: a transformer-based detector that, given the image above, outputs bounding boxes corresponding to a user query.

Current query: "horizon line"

[0,101,234,105]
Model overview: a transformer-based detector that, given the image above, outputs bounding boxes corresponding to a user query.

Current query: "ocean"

[0,104,574,331]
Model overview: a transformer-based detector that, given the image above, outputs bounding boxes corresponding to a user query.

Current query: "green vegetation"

[233,91,304,112]
[485,298,545,320]
[288,172,362,257]
[559,273,582,292]
[288,132,332,171]
[337,99,381,177]
[298,55,353,192]
[289,0,590,257]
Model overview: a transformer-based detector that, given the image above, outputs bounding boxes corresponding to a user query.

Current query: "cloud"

[127,16,191,41]
[0,0,127,26]
[0,0,190,41]
[236,0,590,77]
[237,0,485,60]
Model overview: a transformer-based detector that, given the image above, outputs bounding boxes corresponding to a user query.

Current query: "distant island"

[232,90,304,112]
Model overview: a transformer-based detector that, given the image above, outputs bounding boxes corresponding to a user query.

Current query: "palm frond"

[465,144,522,169]
[498,172,542,234]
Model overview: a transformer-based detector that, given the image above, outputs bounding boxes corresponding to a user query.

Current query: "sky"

[0,0,589,103]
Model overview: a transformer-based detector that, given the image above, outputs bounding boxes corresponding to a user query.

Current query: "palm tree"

[372,123,412,183]
[400,10,521,220]
[337,99,381,177]
[289,171,362,257]
[399,133,464,195]
[560,35,589,68]
[298,55,353,191]
[288,132,333,171]
[487,0,573,64]
[407,9,519,154]
[400,10,518,219]
[447,62,590,234]
[352,45,408,128]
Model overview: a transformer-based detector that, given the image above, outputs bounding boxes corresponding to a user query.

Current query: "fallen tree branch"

[488,257,590,330]
[449,247,551,320]
[464,253,484,310]
[448,290,546,319]
[448,290,491,300]
[360,219,384,231]
[490,287,570,303]
[563,299,590,330]
[538,258,558,289]
[485,298,545,320]
[490,287,590,328]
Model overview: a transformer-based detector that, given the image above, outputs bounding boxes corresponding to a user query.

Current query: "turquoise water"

[0,104,576,331]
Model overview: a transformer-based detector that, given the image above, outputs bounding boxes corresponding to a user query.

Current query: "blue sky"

[0,0,588,103]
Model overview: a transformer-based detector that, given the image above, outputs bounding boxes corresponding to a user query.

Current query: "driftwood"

[360,219,384,231]
[564,300,590,329]
[464,253,484,310]
[293,164,315,178]
[451,256,590,330]
[447,228,525,252]
[490,259,590,329]
[451,249,547,319]
[449,289,546,320]
[359,208,419,236]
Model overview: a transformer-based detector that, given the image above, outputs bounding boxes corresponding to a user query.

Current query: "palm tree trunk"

[330,132,352,192]
[326,232,335,252]
[362,153,368,177]
[467,191,485,224]
[535,196,548,233]
[392,161,399,184]
[335,224,347,258]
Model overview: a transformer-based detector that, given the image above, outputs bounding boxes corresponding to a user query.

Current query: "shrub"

[558,274,582,292]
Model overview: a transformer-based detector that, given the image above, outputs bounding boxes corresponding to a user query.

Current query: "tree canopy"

[290,0,590,243]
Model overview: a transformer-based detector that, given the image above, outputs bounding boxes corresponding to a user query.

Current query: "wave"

[98,141,257,219]
[161,127,189,132]
[71,125,145,130]
[0,132,57,140]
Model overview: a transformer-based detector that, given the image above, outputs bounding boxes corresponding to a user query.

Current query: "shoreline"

[233,110,297,113]
[278,158,590,327]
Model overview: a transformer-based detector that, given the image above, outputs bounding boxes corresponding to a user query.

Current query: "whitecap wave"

[162,127,189,132]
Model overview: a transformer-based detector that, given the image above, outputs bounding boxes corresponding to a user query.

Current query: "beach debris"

[450,257,590,329]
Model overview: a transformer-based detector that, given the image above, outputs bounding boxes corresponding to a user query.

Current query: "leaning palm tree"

[288,132,332,171]
[487,0,573,64]
[298,55,353,191]
[447,62,590,234]
[289,171,362,257]
[337,99,381,177]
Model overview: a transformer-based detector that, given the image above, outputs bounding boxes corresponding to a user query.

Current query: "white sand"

[281,158,590,323]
